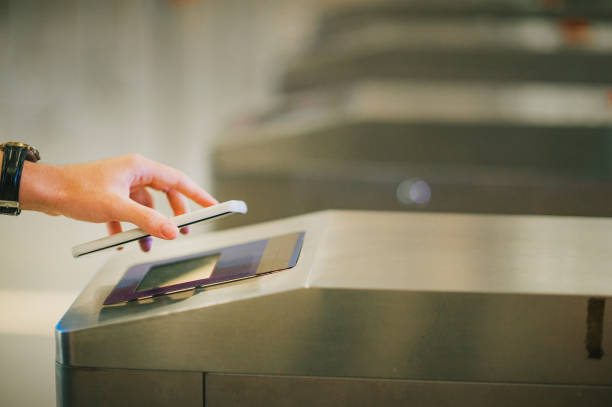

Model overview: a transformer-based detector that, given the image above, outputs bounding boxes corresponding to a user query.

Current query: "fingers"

[106,221,125,251]
[106,221,123,235]
[130,187,154,209]
[138,158,218,208]
[138,236,153,252]
[111,155,217,248]
[118,197,179,241]
[130,187,156,252]
[166,188,190,235]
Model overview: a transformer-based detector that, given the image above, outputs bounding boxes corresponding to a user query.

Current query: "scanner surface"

[56,210,612,406]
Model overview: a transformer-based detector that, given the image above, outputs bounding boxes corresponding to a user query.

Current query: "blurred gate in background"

[213,0,612,228]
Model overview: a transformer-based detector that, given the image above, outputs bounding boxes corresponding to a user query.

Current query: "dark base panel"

[206,374,612,407]
[55,364,203,407]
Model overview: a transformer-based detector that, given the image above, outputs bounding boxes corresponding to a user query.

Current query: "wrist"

[19,158,64,215]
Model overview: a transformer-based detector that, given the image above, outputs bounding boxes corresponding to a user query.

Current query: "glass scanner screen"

[103,232,305,305]
[136,253,221,292]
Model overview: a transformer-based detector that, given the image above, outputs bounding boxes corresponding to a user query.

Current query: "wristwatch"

[0,142,41,215]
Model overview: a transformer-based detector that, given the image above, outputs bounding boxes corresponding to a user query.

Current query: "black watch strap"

[0,145,28,215]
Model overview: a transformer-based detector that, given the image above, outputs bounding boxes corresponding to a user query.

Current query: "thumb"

[118,199,178,240]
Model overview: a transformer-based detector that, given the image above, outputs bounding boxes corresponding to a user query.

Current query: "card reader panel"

[103,231,305,305]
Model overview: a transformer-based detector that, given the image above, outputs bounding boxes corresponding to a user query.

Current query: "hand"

[19,153,218,252]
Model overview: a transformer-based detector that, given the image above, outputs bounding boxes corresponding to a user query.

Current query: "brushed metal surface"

[283,3,612,91]
[283,49,612,91]
[255,231,304,275]
[56,364,202,407]
[56,211,612,385]
[206,374,612,407]
[213,123,612,229]
[57,289,612,385]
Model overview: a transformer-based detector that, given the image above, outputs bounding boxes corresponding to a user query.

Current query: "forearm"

[1,151,216,242]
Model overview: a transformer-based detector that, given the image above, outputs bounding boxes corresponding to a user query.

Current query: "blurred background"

[1,0,612,405]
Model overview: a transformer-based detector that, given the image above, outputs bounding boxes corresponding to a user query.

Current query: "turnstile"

[56,211,612,406]
[214,1,612,229]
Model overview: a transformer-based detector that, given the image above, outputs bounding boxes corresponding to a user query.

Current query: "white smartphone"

[71,200,247,258]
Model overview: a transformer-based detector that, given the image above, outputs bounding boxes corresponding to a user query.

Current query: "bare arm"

[16,153,217,251]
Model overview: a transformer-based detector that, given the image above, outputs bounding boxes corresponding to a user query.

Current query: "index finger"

[137,158,218,208]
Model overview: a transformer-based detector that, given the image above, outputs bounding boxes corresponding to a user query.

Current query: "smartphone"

[71,200,247,258]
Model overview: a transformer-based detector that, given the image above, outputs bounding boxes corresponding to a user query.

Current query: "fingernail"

[140,236,153,252]
[180,226,190,235]
[162,223,178,239]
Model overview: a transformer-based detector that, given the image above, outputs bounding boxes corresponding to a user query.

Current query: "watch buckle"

[0,200,21,215]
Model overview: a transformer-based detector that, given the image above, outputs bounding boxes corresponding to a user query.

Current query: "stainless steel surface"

[284,2,612,91]
[215,1,612,228]
[57,211,612,385]
[225,80,612,129]
[214,113,612,228]
[206,374,612,407]
[56,364,202,407]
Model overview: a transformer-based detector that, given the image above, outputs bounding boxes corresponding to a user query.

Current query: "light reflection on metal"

[397,179,431,205]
